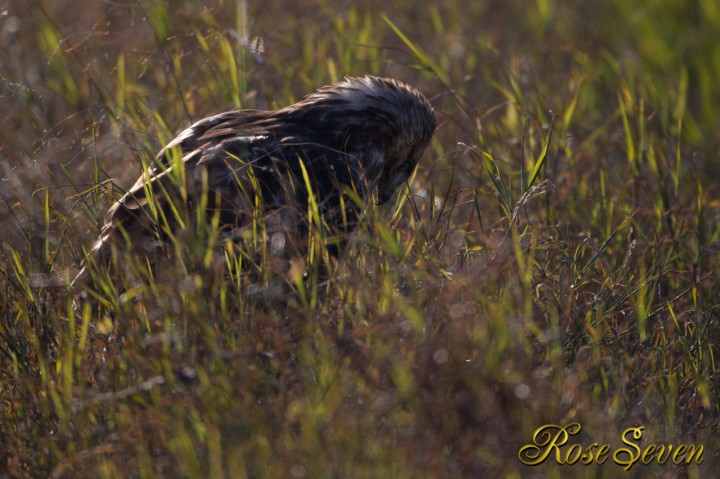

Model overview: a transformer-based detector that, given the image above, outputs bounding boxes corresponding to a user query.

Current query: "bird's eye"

[399,159,414,174]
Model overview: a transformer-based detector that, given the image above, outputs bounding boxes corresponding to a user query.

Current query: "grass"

[1,0,719,477]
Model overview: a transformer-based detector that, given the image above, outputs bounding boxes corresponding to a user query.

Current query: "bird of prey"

[73,76,436,287]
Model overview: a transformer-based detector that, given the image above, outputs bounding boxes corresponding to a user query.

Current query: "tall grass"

[1,0,719,477]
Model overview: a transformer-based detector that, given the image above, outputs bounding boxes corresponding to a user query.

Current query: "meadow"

[1,0,719,477]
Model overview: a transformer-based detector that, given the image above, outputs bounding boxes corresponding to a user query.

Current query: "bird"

[72,76,436,288]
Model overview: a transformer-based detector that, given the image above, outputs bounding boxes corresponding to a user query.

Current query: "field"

[2,0,719,477]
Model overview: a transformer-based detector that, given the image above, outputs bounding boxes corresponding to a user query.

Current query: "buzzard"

[73,76,436,287]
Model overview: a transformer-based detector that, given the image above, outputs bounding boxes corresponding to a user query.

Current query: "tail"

[70,232,111,292]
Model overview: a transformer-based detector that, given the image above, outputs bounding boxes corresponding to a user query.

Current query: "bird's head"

[296,76,436,204]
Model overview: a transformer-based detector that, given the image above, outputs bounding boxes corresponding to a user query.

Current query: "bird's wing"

[156,110,270,162]
[84,115,276,275]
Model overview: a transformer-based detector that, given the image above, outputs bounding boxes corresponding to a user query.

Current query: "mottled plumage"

[74,76,435,286]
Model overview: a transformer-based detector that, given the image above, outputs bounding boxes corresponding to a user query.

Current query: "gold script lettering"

[518,423,582,466]
[613,426,644,470]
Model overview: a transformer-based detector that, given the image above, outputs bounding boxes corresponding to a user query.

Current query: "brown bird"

[73,76,436,287]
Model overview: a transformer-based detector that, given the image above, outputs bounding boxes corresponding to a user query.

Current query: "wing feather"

[75,120,274,284]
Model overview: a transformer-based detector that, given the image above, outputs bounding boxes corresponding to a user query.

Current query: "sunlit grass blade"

[525,111,555,192]
[382,13,449,84]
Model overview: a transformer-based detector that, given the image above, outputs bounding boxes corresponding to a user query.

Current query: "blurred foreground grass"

[1,0,719,477]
